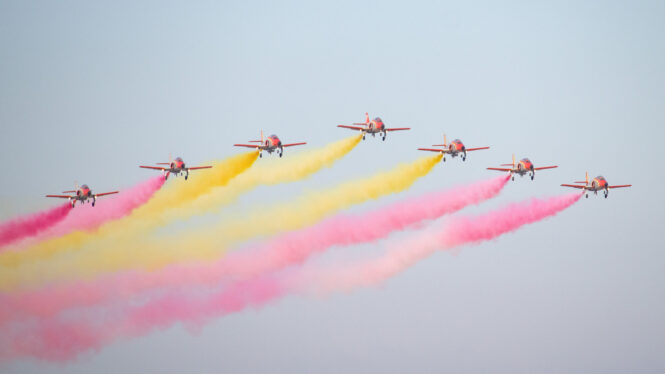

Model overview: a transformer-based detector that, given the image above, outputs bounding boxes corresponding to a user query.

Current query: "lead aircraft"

[234,131,306,158]
[337,113,410,141]
[418,134,489,162]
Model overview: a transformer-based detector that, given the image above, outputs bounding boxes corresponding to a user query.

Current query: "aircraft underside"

[362,129,387,141]
[512,169,535,181]
[259,146,284,158]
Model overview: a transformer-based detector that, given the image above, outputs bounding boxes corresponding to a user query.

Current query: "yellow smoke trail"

[0,154,441,291]
[0,152,259,269]
[161,135,363,221]
[0,137,359,270]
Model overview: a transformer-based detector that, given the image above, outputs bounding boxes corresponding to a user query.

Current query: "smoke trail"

[0,136,358,271]
[0,155,441,291]
[0,276,284,362]
[0,192,580,362]
[0,175,508,327]
[0,152,257,268]
[0,204,71,250]
[299,192,583,294]
[0,175,166,265]
[40,176,166,239]
[179,135,362,218]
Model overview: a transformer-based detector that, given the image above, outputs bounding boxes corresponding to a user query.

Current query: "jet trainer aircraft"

[140,156,212,180]
[234,131,306,158]
[487,155,558,181]
[46,184,118,207]
[337,113,410,141]
[561,172,632,198]
[417,134,489,162]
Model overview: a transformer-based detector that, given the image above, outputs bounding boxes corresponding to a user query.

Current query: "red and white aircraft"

[561,172,632,198]
[234,131,306,158]
[337,113,410,141]
[140,156,212,180]
[417,134,489,162]
[487,154,558,181]
[46,184,118,207]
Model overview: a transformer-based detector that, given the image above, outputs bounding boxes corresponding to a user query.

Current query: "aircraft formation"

[45,112,631,207]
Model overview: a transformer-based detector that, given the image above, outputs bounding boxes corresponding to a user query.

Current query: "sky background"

[1,0,664,373]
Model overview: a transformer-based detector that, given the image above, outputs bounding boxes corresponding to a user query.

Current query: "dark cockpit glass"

[374,117,382,122]
[81,184,89,189]
[175,157,183,162]
[521,158,531,163]
[597,176,605,181]
[269,134,278,139]
[453,139,462,143]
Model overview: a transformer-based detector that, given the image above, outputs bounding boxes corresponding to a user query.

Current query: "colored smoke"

[300,192,583,293]
[0,204,71,250]
[0,175,508,327]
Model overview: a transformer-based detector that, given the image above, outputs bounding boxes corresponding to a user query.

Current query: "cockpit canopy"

[373,117,383,122]
[453,139,462,144]
[175,157,183,162]
[268,134,279,139]
[521,158,531,163]
[596,175,606,181]
[80,184,89,190]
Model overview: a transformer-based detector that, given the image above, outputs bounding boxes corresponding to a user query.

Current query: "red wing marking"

[281,142,307,147]
[94,191,119,197]
[465,147,490,152]
[337,125,366,131]
[561,184,587,189]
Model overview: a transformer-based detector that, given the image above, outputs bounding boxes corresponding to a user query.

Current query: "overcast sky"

[1,1,664,373]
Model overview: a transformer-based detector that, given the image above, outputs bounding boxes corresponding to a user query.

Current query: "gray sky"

[1,1,664,373]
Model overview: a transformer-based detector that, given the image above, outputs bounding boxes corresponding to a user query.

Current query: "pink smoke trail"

[0,194,581,360]
[34,176,165,242]
[0,192,580,362]
[0,175,509,328]
[298,192,583,294]
[0,204,72,250]
[1,276,284,362]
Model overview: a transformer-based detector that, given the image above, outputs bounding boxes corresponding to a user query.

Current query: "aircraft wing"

[561,184,587,189]
[187,166,213,170]
[140,166,166,171]
[487,167,513,172]
[95,191,119,198]
[385,127,411,132]
[337,125,366,131]
[45,194,73,199]
[534,166,558,171]
[234,144,261,148]
[282,142,307,148]
[609,184,632,189]
[466,147,490,152]
[417,148,446,153]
